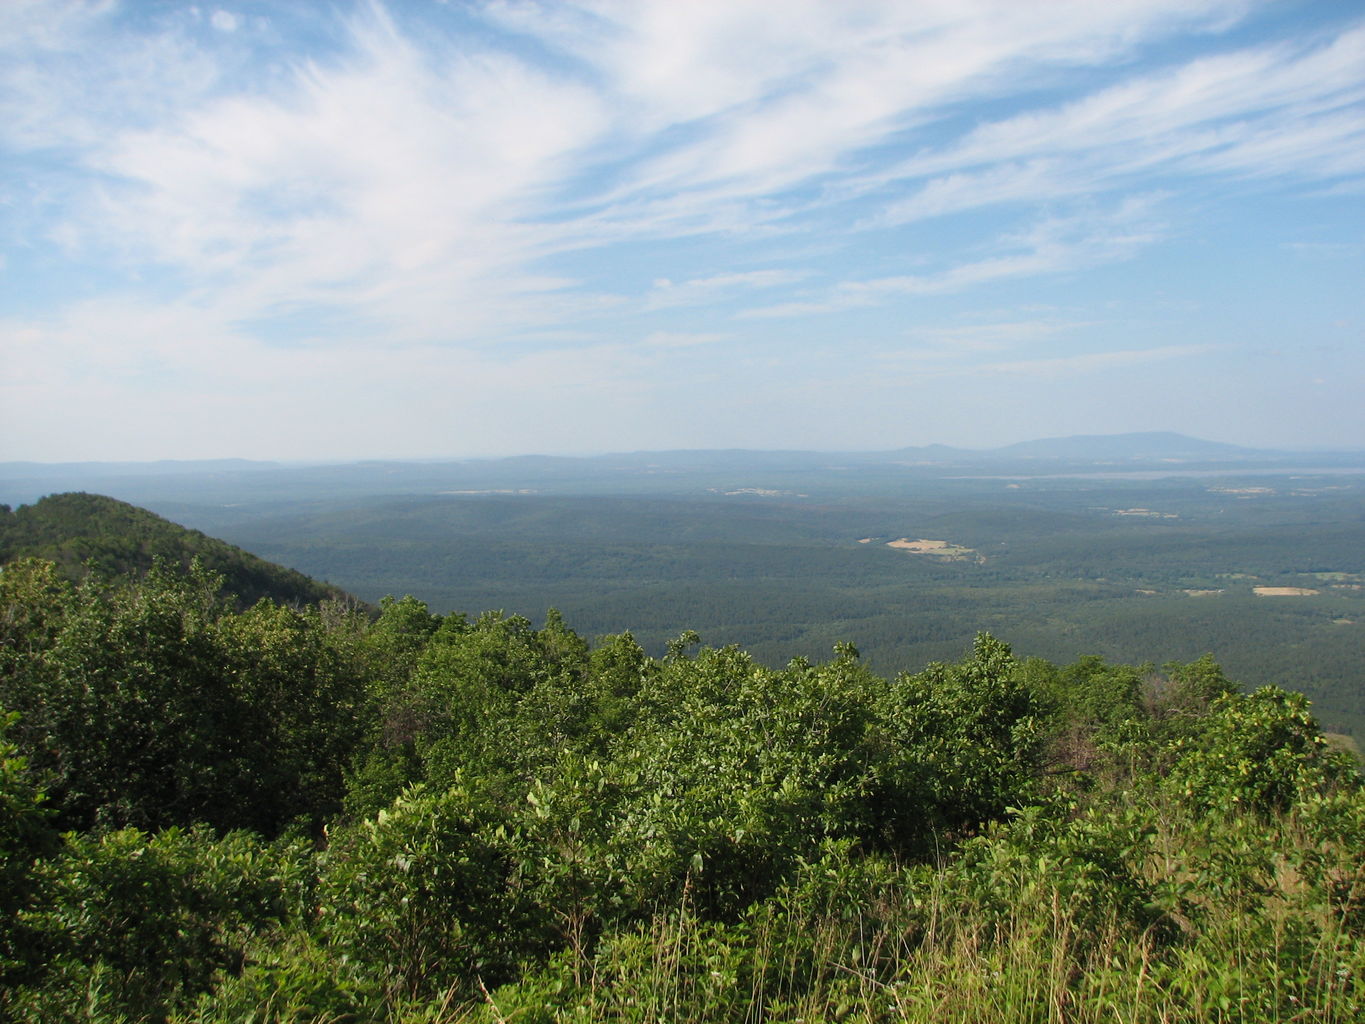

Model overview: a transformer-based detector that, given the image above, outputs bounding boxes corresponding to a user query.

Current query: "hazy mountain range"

[3,432,1362,509]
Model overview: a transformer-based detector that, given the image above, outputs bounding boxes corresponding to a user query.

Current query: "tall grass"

[440,795,1364,1024]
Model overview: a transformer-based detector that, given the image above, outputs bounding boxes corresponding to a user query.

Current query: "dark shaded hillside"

[0,492,358,609]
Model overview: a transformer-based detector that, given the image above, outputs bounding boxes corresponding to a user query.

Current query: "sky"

[1,0,1363,462]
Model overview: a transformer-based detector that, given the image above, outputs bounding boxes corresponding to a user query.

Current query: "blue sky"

[1,0,1362,461]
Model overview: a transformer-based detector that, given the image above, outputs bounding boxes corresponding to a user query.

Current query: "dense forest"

[195,477,1365,736]
[0,493,356,610]
[4,448,1362,739]
[2,535,1363,1021]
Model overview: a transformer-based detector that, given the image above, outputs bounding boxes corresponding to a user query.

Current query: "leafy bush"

[315,781,538,1003]
[0,709,55,994]
[1171,686,1357,815]
[0,558,372,835]
[5,555,1364,1022]
[10,826,309,1022]
[874,633,1046,849]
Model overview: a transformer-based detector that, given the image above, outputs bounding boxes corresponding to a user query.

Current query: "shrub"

[12,825,308,1022]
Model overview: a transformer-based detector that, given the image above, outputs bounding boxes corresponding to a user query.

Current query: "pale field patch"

[886,538,983,562]
[1253,586,1320,597]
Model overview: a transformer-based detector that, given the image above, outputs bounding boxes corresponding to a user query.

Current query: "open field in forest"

[885,537,983,561]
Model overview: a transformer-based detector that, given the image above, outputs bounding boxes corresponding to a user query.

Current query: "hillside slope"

[0,491,358,609]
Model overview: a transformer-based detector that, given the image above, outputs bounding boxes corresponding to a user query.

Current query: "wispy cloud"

[899,319,1094,355]
[981,344,1211,378]
[210,10,239,34]
[4,1,1346,340]
[644,269,811,310]
[859,23,1365,224]
[742,196,1166,318]
[2,1,1362,457]
[640,330,728,349]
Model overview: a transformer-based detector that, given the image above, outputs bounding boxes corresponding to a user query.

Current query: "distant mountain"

[880,443,977,461]
[4,433,1362,511]
[0,492,359,609]
[877,432,1267,465]
[990,432,1260,461]
[0,458,282,478]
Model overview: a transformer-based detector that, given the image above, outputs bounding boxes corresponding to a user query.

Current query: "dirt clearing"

[886,538,983,562]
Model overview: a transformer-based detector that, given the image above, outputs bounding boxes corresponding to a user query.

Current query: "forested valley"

[2,492,1364,1022]
[10,442,1355,735]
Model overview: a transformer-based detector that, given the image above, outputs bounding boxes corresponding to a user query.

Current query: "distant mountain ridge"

[0,458,283,478]
[990,431,1261,460]
[3,433,1363,510]
[0,430,1333,477]
[0,492,359,609]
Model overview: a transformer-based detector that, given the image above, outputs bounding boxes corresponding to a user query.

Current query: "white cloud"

[5,0,1329,337]
[210,9,238,33]
[644,269,811,310]
[869,160,1082,227]
[900,319,1092,354]
[981,345,1210,377]
[26,4,615,349]
[742,197,1166,318]
[862,22,1365,222]
[3,0,1362,458]
[512,0,1253,203]
[641,330,727,349]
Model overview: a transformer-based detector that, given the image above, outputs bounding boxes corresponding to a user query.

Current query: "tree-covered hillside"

[1,555,1361,1023]
[0,492,358,609]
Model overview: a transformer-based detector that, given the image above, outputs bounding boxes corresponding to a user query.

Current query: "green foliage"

[316,781,536,1004]
[607,642,888,916]
[2,553,1363,1023]
[214,599,372,831]
[2,558,236,831]
[0,709,56,991]
[7,825,309,1023]
[362,593,443,697]
[1170,686,1357,815]
[875,633,1046,847]
[0,492,357,609]
[941,799,1170,949]
[346,608,600,818]
[1055,654,1146,732]
[0,557,374,835]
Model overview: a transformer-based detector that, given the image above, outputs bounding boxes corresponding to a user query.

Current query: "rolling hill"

[0,492,359,609]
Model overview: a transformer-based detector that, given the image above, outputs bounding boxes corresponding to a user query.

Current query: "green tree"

[874,633,1046,849]
[1171,686,1356,815]
[0,709,56,996]
[12,825,307,1022]
[1,557,372,835]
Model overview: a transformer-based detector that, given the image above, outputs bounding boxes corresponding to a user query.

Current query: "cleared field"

[887,537,982,561]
